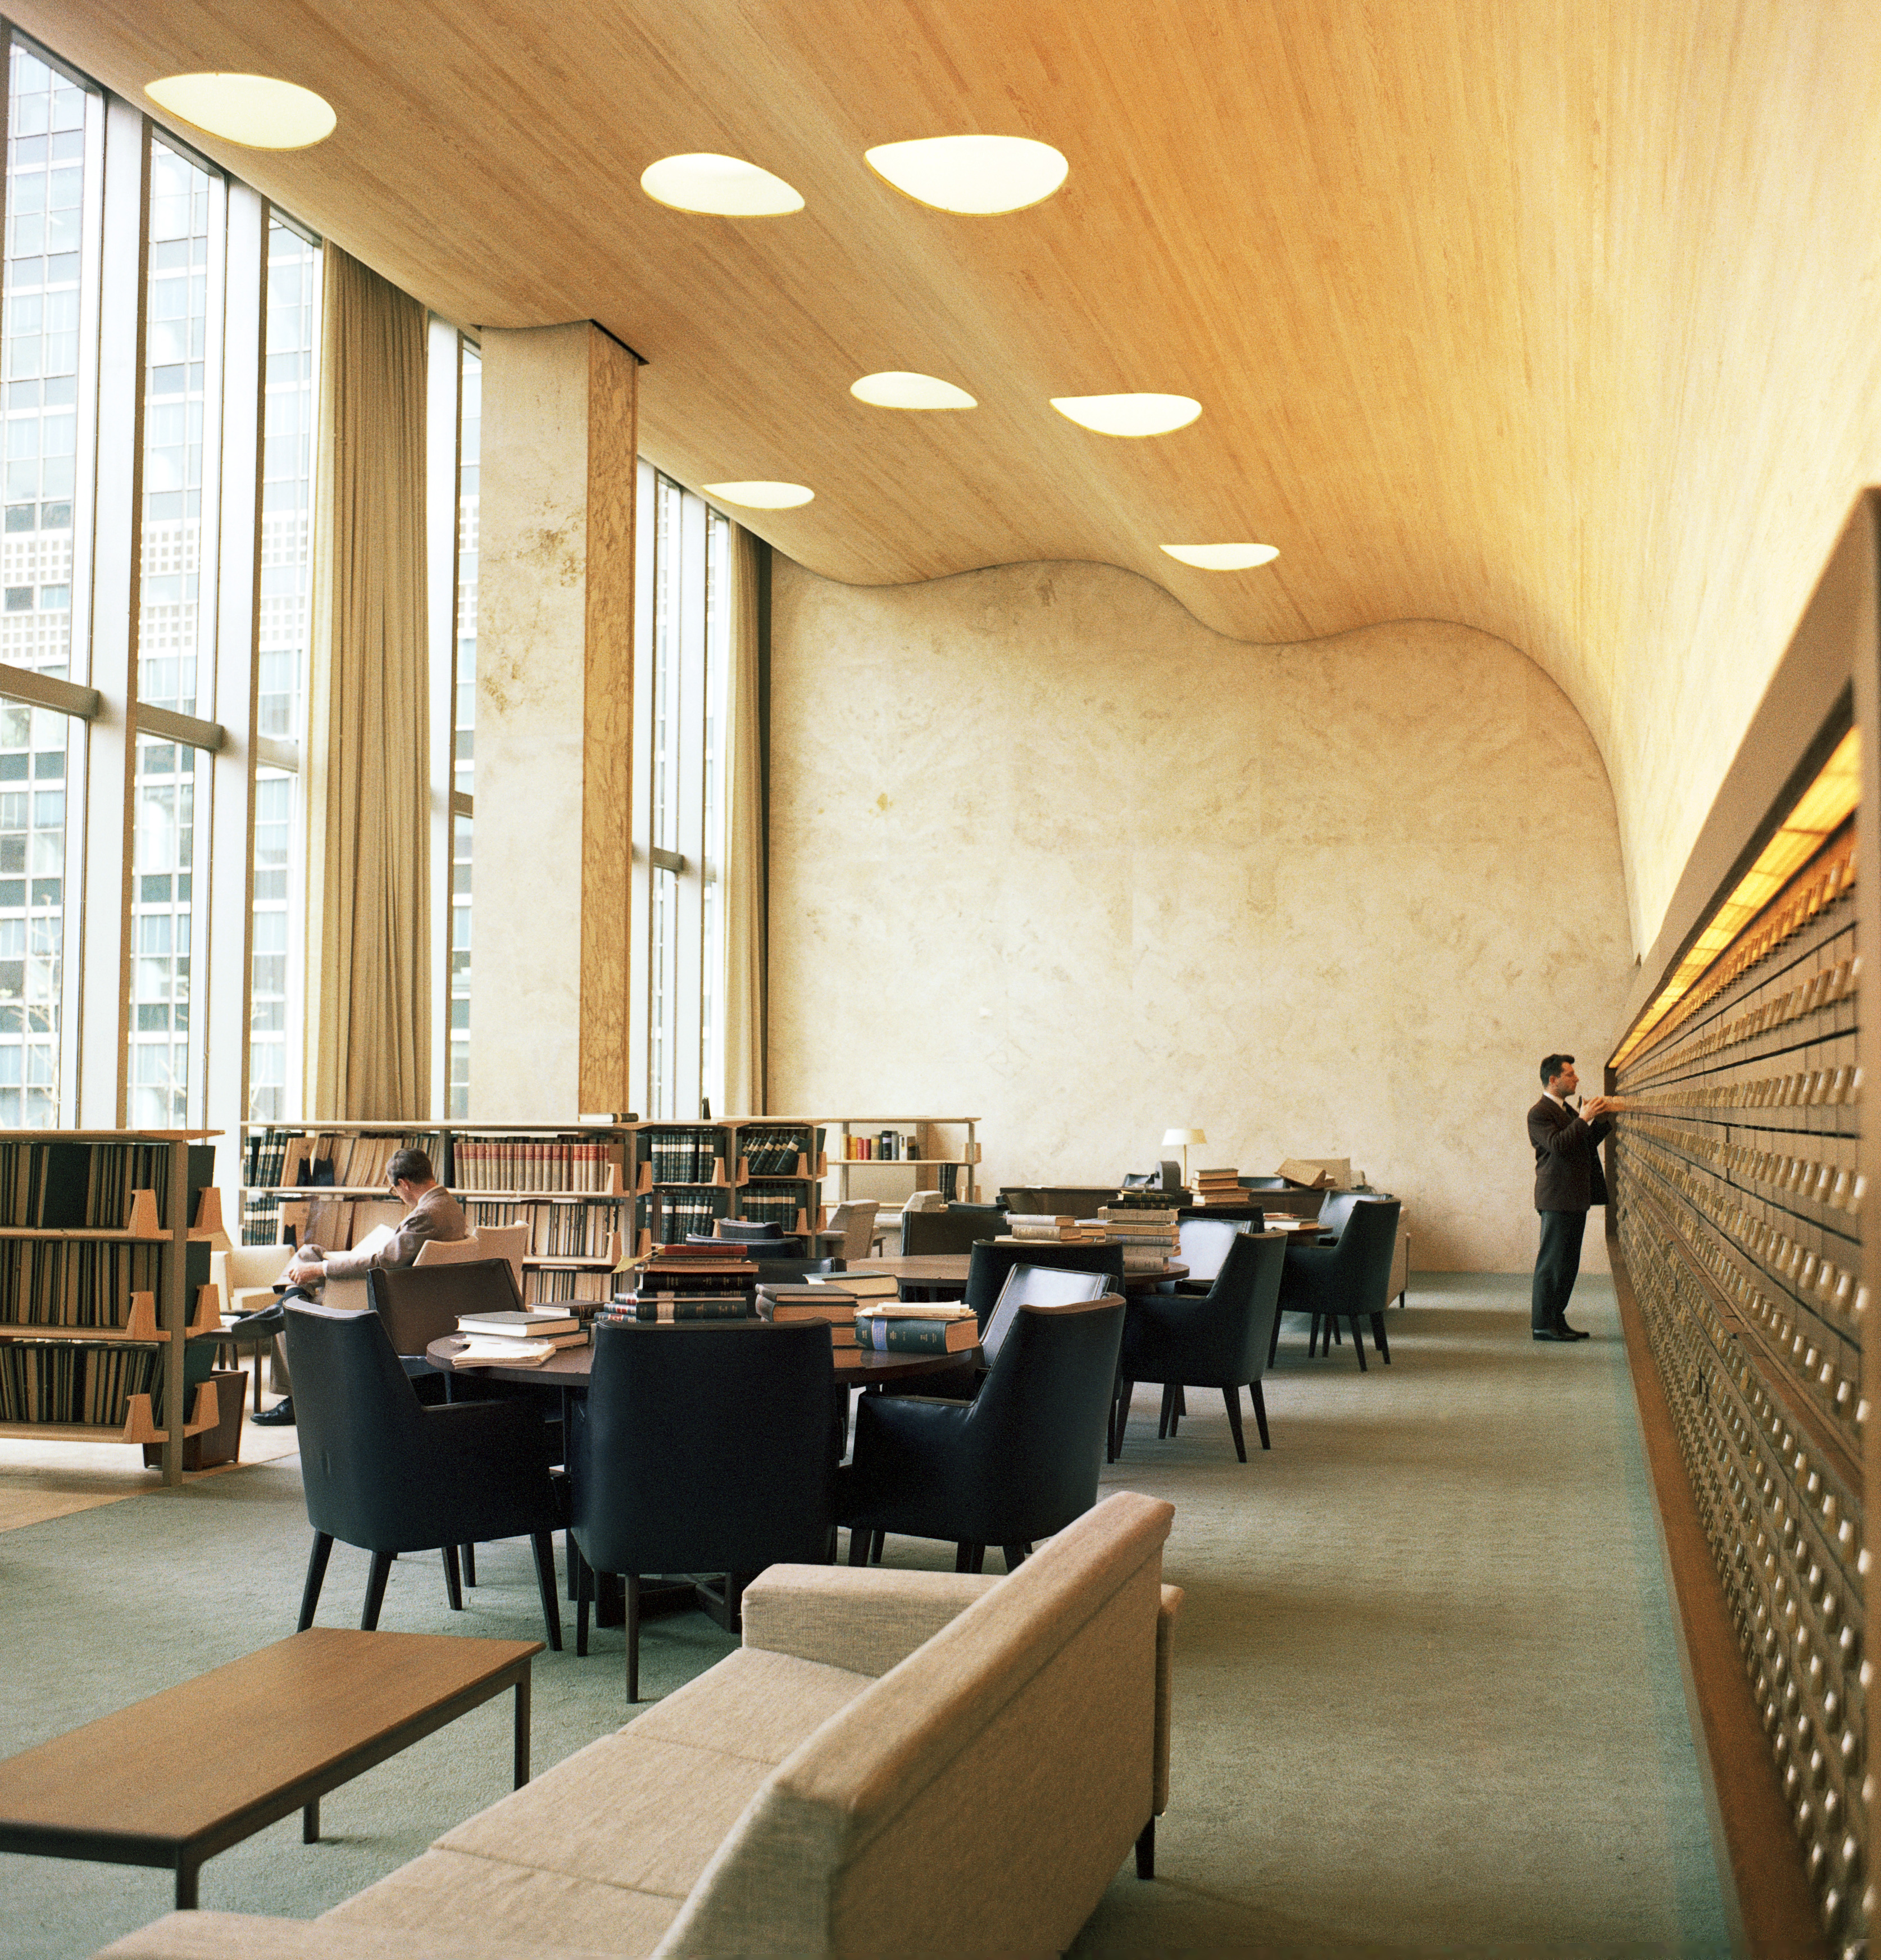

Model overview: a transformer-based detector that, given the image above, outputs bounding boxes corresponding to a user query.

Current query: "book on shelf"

[455,1136,618,1193]
[466,1200,626,1259]
[853,1310,979,1354]
[524,1268,613,1306]
[457,1308,580,1339]
[737,1124,824,1177]
[642,1127,725,1185]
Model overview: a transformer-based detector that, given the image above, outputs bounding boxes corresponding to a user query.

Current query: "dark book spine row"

[523,1268,611,1305]
[0,1341,164,1425]
[242,1194,282,1246]
[739,1192,801,1228]
[646,1128,724,1183]
[738,1126,820,1176]
[0,1240,164,1328]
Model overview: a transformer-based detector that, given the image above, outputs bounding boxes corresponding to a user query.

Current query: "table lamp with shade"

[1162,1128,1206,1190]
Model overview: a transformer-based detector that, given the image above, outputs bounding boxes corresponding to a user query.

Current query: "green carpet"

[0,1274,1727,1958]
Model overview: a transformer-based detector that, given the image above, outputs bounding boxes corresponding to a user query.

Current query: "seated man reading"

[256,1147,469,1427]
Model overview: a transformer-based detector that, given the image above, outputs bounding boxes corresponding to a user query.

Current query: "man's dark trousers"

[1532,1210,1587,1331]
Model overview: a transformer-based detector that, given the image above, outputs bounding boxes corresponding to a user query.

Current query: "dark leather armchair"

[901,1203,1007,1256]
[839,1294,1125,1575]
[570,1319,835,1702]
[369,1258,521,1374]
[1115,1232,1285,1459]
[1271,1197,1403,1369]
[283,1300,564,1644]
[964,1239,1125,1328]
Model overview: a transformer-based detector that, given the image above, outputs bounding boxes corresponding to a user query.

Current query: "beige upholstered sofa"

[101,1491,1181,1959]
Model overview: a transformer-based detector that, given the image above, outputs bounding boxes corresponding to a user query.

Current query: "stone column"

[472,323,636,1119]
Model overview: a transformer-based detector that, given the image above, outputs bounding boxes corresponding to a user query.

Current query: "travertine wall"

[767,559,1635,1271]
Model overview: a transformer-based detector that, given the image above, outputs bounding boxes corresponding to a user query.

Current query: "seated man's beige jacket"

[311,1184,468,1280]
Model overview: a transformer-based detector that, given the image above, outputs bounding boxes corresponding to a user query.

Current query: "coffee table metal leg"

[514,1673,530,1788]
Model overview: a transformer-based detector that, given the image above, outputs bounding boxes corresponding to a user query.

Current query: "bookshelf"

[239,1120,634,1309]
[0,1130,224,1486]
[632,1120,829,1255]
[824,1117,982,1211]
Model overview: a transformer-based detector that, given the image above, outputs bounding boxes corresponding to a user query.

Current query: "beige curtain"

[721,526,766,1115]
[305,244,430,1119]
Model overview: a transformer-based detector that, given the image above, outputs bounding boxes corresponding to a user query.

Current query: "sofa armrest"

[740,1563,1001,1677]
[1155,1582,1183,1816]
[97,1913,617,1960]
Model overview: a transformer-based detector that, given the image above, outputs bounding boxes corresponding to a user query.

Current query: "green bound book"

[631,1295,751,1321]
[854,1313,978,1354]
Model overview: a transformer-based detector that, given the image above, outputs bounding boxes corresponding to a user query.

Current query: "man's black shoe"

[1532,1328,1574,1342]
[253,1397,296,1426]
[1557,1322,1592,1340]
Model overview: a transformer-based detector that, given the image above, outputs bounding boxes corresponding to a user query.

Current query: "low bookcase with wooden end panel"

[239,1120,636,1313]
[731,1122,829,1244]
[824,1118,983,1218]
[0,1130,222,1485]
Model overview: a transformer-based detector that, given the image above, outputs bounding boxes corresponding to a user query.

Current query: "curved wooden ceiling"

[30,0,1881,946]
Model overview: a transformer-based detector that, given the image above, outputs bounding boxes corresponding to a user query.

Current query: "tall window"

[0,42,96,1123]
[637,469,729,1120]
[130,138,221,1126]
[248,215,319,1122]
[449,339,478,1117]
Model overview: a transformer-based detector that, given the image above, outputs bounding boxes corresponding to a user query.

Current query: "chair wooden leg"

[1002,1543,1028,1572]
[1222,1386,1247,1462]
[530,1531,564,1652]
[848,1525,871,1567]
[566,1528,579,1600]
[575,1555,591,1658]
[969,1544,987,1575]
[625,1575,640,1705]
[1308,1314,1320,1358]
[955,1541,974,1573]
[1351,1316,1368,1371]
[1372,1312,1392,1363]
[442,1544,464,1612]
[1175,1386,1187,1415]
[871,1529,885,1564]
[1157,1383,1176,1439]
[1269,1314,1281,1366]
[252,1362,263,1414]
[461,1543,477,1587]
[1112,1378,1134,1459]
[1250,1378,1271,1450]
[297,1531,333,1632]
[1135,1816,1155,1879]
[361,1551,394,1631]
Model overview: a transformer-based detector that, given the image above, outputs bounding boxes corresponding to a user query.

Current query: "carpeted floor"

[0,1274,1728,1958]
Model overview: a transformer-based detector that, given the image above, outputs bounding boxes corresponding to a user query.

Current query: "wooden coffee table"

[0,1628,540,1909]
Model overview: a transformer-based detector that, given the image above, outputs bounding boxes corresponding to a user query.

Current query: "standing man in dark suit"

[1528,1054,1616,1342]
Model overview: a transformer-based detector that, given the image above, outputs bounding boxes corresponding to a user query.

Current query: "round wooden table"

[863,1254,1187,1297]
[424,1332,978,1390]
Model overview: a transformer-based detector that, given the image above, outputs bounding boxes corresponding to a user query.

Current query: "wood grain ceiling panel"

[26,0,1881,947]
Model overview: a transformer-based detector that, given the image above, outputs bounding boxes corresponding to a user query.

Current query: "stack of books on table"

[1096,1200,1179,1274]
[603,1242,757,1323]
[451,1306,587,1368]
[997,1215,1105,1245]
[853,1303,979,1354]
[1192,1167,1246,1205]
[757,1282,858,1348]
[755,1271,901,1350]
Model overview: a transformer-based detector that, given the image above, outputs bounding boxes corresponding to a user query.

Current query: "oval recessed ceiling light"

[865,135,1067,215]
[1160,543,1280,570]
[1050,393,1201,438]
[640,153,805,216]
[144,72,336,149]
[851,371,978,411]
[703,481,814,509]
